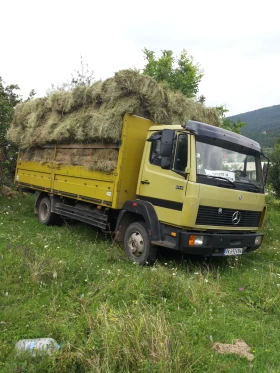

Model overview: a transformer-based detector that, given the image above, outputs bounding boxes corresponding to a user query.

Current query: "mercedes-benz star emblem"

[232,211,241,225]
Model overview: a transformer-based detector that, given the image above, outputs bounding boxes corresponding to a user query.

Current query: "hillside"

[229,104,280,148]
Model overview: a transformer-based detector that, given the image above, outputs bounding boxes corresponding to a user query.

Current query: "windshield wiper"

[235,177,260,192]
[199,174,236,188]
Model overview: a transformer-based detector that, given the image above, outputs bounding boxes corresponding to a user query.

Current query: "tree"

[0,77,22,185]
[216,105,246,134]
[47,55,95,94]
[142,48,203,98]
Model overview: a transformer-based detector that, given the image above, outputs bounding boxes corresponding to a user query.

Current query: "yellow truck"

[15,114,267,264]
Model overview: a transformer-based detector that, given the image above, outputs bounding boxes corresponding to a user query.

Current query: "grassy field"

[0,193,280,372]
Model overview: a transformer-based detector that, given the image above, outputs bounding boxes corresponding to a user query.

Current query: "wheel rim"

[128,231,144,258]
[40,203,48,221]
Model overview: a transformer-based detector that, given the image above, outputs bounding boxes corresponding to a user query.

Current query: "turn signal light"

[254,235,263,245]
[189,235,206,246]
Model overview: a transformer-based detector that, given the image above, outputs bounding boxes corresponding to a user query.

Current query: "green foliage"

[1,195,280,372]
[268,140,280,198]
[47,56,95,94]
[142,48,203,98]
[216,105,246,134]
[0,78,22,185]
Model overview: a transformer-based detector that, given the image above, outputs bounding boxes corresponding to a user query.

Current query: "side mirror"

[160,157,171,169]
[159,130,174,169]
[262,162,269,185]
[160,130,174,158]
[261,153,270,186]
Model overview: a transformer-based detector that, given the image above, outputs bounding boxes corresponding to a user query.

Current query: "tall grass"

[1,194,280,372]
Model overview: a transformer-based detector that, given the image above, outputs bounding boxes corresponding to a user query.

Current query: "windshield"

[196,141,264,192]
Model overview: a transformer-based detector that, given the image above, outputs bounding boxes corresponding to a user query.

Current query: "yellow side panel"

[16,161,52,190]
[52,165,115,206]
[15,114,153,209]
[113,114,154,209]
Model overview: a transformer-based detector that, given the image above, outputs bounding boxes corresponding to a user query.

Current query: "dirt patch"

[213,339,254,361]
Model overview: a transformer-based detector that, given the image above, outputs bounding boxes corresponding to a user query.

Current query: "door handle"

[141,180,150,185]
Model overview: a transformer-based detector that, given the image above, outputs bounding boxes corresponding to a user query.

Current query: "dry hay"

[56,148,118,173]
[213,340,254,361]
[20,148,119,173]
[7,69,221,149]
[20,148,54,163]
[1,185,20,197]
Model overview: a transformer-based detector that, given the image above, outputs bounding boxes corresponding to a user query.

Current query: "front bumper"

[179,231,263,257]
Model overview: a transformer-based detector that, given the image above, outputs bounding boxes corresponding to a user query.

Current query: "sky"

[1,0,280,116]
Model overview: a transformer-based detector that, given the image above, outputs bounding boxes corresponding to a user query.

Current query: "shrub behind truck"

[15,114,267,264]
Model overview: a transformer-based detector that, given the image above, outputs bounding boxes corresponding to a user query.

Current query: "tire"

[124,222,157,265]
[38,197,61,226]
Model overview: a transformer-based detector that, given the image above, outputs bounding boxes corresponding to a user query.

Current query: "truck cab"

[120,120,266,262]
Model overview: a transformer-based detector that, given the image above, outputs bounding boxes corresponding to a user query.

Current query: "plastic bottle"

[15,338,60,356]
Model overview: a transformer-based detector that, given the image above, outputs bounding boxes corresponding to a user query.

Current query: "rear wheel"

[124,222,157,265]
[38,197,61,225]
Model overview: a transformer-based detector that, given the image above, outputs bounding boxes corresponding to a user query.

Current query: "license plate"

[224,248,243,256]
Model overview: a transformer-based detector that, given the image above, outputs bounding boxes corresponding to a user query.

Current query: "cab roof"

[185,120,262,153]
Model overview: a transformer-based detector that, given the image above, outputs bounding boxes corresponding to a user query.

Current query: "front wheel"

[124,222,157,265]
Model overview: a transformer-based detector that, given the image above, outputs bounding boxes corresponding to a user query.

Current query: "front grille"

[196,205,262,227]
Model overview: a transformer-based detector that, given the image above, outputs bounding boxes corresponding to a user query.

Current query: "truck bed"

[15,114,154,209]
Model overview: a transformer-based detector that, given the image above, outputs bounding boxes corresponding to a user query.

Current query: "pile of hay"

[7,69,221,148]
[20,147,119,173]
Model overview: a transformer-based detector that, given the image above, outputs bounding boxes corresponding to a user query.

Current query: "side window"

[174,134,188,171]
[150,140,161,166]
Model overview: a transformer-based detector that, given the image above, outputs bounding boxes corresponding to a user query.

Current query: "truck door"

[137,131,189,227]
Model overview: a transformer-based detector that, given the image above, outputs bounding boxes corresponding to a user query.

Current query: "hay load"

[7,69,221,172]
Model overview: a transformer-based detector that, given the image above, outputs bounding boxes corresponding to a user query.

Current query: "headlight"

[254,235,263,245]
[189,235,207,246]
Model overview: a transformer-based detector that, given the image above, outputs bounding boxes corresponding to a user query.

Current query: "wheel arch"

[34,193,61,215]
[115,200,161,242]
